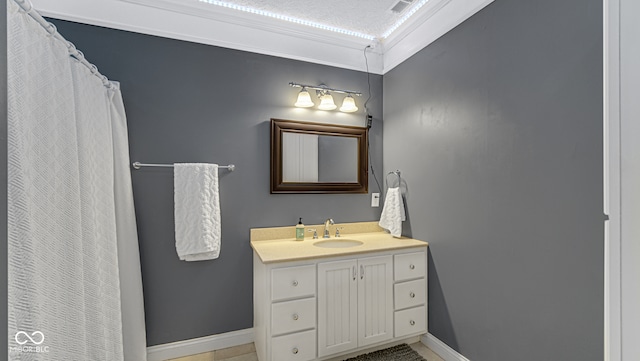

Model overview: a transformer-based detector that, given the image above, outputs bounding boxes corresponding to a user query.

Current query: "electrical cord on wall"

[363,46,373,118]
[367,132,382,194]
[364,45,382,194]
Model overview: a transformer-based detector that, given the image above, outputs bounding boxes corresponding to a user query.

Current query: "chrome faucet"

[323,218,334,238]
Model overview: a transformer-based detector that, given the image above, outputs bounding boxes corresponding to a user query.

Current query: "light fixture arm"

[289,82,362,96]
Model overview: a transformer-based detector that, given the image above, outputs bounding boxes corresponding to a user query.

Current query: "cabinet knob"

[292,280,298,287]
[409,292,415,298]
[409,264,415,270]
[292,313,299,321]
[410,320,416,326]
[292,347,299,354]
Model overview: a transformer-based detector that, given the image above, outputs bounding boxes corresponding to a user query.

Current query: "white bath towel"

[174,163,221,261]
[378,187,406,237]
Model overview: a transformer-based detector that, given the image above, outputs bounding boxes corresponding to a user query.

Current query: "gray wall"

[383,0,602,360]
[49,19,383,346]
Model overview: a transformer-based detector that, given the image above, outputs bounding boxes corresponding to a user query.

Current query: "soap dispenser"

[296,218,305,241]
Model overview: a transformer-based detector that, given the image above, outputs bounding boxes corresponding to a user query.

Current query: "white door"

[317,259,358,357]
[357,255,394,347]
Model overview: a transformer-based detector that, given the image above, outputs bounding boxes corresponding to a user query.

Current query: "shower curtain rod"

[13,0,114,89]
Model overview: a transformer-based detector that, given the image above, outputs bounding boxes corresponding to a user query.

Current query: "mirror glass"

[271,119,368,194]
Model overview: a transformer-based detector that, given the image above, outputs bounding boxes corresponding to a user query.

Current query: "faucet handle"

[335,227,344,238]
[307,229,318,239]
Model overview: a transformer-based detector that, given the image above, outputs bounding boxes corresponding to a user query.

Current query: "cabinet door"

[357,255,393,347]
[317,259,358,357]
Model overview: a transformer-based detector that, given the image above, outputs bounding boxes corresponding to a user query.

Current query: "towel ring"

[386,170,401,188]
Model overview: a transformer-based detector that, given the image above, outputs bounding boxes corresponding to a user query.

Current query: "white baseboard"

[422,333,470,361]
[146,328,254,361]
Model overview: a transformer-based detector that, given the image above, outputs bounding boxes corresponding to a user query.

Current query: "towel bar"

[132,162,235,171]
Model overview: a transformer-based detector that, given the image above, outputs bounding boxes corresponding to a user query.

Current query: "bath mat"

[343,344,426,361]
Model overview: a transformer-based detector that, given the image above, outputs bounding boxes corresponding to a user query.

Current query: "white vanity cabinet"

[253,247,427,361]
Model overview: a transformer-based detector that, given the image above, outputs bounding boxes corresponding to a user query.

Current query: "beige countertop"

[251,222,428,264]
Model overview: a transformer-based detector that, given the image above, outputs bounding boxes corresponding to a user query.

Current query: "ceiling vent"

[390,0,415,13]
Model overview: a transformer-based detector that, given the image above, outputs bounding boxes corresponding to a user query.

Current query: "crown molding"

[30,0,493,75]
[31,0,383,73]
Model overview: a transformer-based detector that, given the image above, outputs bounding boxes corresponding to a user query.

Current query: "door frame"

[604,0,640,359]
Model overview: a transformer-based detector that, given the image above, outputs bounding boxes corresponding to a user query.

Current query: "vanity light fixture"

[289,82,362,112]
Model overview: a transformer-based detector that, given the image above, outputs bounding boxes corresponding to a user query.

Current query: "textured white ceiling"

[199,0,422,39]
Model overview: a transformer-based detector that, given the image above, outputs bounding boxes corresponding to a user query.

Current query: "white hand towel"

[378,187,406,237]
[174,163,221,261]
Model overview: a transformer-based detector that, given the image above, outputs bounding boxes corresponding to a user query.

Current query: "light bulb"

[339,95,358,113]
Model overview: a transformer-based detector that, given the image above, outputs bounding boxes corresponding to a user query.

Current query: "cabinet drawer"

[394,251,426,281]
[394,279,425,310]
[272,265,316,301]
[271,329,316,361]
[394,306,426,338]
[271,298,316,336]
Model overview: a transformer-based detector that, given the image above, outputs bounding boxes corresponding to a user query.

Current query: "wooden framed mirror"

[270,119,368,194]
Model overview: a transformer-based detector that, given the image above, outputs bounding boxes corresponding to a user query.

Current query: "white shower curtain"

[7,1,146,360]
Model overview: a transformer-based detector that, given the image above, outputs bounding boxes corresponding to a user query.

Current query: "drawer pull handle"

[292,280,298,287]
[292,313,299,321]
[410,292,415,298]
[292,347,299,354]
[410,320,416,326]
[409,264,415,270]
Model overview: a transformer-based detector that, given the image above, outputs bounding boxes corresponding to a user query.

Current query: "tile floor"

[167,341,445,361]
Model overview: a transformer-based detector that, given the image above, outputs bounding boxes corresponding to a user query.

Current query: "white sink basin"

[313,239,364,248]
